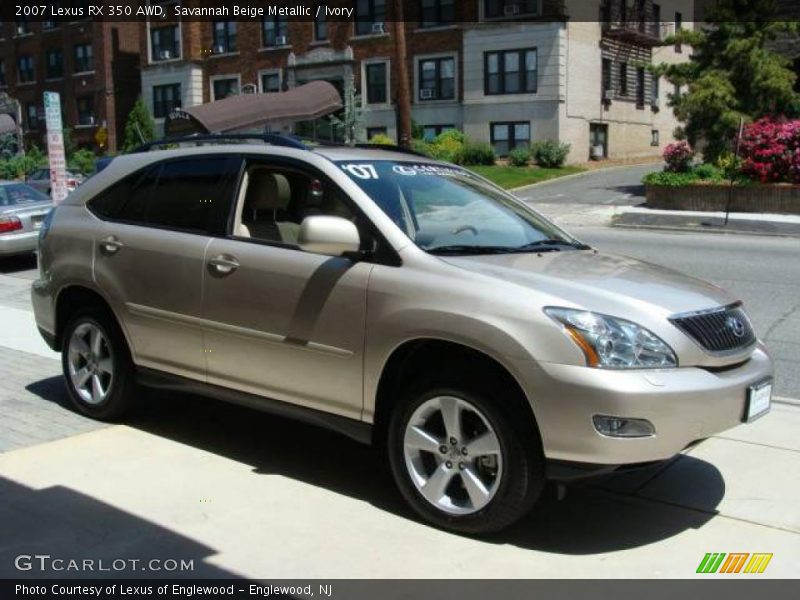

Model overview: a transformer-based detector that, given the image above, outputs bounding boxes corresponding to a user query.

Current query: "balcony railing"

[600,3,663,45]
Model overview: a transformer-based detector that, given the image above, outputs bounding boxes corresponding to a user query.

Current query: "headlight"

[545,307,677,369]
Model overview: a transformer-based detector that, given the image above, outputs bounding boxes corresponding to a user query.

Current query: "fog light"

[593,415,655,438]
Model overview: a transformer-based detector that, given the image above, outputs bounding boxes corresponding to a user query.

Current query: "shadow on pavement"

[0,253,37,274]
[0,476,240,578]
[25,377,725,555]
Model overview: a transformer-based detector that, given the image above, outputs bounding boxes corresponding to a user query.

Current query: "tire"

[61,306,136,421]
[387,376,545,534]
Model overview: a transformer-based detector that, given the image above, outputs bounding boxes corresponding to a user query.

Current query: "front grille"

[670,304,756,355]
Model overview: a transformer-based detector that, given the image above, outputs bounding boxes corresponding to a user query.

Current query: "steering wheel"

[451,224,479,236]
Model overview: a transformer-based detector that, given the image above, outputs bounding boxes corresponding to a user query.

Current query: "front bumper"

[510,344,774,466]
[0,231,38,256]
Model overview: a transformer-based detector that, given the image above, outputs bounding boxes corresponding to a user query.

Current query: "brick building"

[0,18,141,153]
[141,0,692,163]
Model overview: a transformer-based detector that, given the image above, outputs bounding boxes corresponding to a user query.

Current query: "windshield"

[0,183,51,207]
[337,161,583,254]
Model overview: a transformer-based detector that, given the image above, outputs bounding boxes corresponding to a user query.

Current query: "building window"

[619,62,628,96]
[26,103,39,129]
[653,3,662,38]
[602,58,612,97]
[675,12,683,52]
[365,62,388,104]
[422,124,455,141]
[153,83,181,119]
[46,49,63,79]
[77,96,94,126]
[260,72,281,93]
[367,126,388,139]
[491,122,530,156]
[151,25,180,61]
[651,129,660,147]
[420,0,455,28]
[74,43,93,73]
[14,18,30,36]
[213,21,237,54]
[355,0,386,36]
[419,57,455,101]
[484,0,539,19]
[636,67,645,108]
[262,17,288,47]
[212,77,239,100]
[17,55,34,83]
[314,4,327,40]
[652,74,660,106]
[485,48,537,95]
[0,61,5,87]
[673,83,681,99]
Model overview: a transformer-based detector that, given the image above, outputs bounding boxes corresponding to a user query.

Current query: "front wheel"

[61,308,136,421]
[388,383,544,534]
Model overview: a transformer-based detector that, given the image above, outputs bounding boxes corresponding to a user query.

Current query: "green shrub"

[411,139,433,157]
[642,171,701,186]
[368,133,394,146]
[693,163,725,181]
[0,150,47,180]
[68,148,98,175]
[530,140,571,168]
[508,147,531,167]
[426,129,466,163]
[460,141,495,166]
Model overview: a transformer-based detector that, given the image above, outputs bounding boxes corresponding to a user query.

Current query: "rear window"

[0,183,51,207]
[88,156,241,234]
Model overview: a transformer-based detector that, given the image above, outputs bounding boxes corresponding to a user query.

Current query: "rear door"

[91,155,241,381]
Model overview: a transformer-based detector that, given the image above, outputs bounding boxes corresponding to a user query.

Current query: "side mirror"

[298,215,361,257]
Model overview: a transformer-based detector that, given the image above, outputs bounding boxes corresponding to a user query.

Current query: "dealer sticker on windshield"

[745,380,772,422]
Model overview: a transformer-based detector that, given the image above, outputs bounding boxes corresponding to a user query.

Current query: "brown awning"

[165,80,342,137]
[0,114,17,136]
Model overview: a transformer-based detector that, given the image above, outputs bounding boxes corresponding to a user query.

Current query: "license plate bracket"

[744,380,772,423]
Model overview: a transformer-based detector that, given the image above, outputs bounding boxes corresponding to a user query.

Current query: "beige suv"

[32,139,773,533]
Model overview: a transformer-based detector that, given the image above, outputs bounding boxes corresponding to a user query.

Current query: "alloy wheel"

[67,322,114,405]
[403,395,503,516]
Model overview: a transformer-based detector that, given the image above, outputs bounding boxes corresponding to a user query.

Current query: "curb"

[611,222,800,238]
[510,161,662,194]
[775,396,800,408]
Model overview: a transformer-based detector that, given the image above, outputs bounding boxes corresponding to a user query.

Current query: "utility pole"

[393,0,412,148]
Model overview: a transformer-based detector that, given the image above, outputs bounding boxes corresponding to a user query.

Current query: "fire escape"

[600,0,663,47]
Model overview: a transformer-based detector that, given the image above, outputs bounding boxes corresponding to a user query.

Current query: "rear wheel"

[388,379,544,534]
[61,308,136,420]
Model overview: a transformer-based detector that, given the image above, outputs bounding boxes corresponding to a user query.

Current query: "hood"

[442,250,735,317]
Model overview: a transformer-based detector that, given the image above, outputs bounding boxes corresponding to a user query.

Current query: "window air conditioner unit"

[213,45,226,55]
[371,22,386,34]
[87,116,96,126]
[504,4,520,16]
[159,50,172,60]
[603,89,614,101]
[420,89,434,100]
[275,35,287,46]
[16,25,26,35]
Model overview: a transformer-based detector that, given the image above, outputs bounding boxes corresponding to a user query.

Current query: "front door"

[201,160,371,419]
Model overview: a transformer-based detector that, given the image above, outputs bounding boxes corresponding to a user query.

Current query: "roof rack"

[130,133,310,153]
[129,133,430,159]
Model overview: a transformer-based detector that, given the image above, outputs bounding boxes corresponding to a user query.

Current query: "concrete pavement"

[0,244,798,578]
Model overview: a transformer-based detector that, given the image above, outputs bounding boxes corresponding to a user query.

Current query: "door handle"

[99,236,123,255]
[208,255,239,276]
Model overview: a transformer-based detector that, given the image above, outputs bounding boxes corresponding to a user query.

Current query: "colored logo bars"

[696,553,773,574]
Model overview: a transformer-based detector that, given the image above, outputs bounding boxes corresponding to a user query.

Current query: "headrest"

[246,171,291,211]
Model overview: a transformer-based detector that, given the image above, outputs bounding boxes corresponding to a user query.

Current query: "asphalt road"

[517,163,661,206]
[579,227,800,399]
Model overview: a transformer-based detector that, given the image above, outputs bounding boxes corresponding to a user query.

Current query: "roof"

[164,81,343,136]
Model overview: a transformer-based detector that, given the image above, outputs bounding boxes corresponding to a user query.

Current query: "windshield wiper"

[513,239,590,252]
[427,245,520,256]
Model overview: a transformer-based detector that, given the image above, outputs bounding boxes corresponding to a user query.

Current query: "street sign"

[95,126,108,148]
[43,92,68,204]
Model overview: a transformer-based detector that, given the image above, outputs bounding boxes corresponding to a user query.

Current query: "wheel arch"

[54,284,131,354]
[371,337,542,449]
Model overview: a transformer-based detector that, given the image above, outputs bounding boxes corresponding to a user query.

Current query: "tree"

[654,0,800,162]
[392,0,412,149]
[122,97,156,152]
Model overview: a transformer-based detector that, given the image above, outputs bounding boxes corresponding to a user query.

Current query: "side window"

[96,157,241,234]
[87,168,156,220]
[235,164,355,246]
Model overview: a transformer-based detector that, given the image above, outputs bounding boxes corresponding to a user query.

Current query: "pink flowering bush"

[739,117,800,184]
[663,141,695,172]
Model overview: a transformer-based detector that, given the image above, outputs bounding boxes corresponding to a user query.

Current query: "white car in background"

[25,169,84,197]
